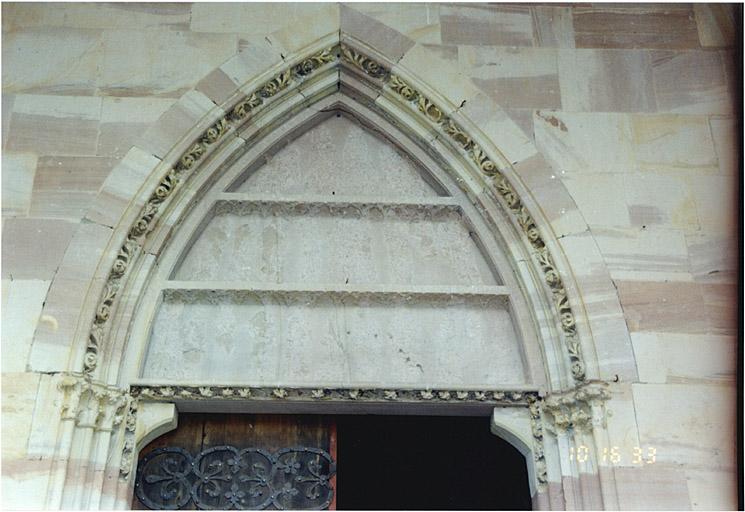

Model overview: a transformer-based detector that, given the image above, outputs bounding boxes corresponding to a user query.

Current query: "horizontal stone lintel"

[129,383,541,407]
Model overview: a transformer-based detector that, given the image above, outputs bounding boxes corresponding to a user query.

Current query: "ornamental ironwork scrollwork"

[135,445,336,510]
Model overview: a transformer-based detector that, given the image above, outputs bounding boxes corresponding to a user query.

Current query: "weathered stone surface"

[631,332,736,384]
[614,465,692,510]
[97,97,175,158]
[461,47,561,109]
[2,2,191,31]
[2,28,102,95]
[558,49,656,112]
[144,294,526,387]
[693,4,737,48]
[534,111,635,173]
[0,4,739,510]
[1,372,40,458]
[632,383,736,470]
[29,156,117,220]
[630,114,719,172]
[341,5,417,66]
[235,116,440,198]
[2,152,37,216]
[6,95,101,155]
[1,280,50,373]
[572,5,700,49]
[615,280,709,334]
[97,29,237,97]
[352,3,441,44]
[532,6,575,48]
[441,4,534,46]
[1,218,76,280]
[651,50,733,114]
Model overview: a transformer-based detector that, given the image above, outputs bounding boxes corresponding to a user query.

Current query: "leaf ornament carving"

[417,96,444,123]
[495,175,519,207]
[232,93,262,120]
[201,118,229,145]
[295,47,335,76]
[260,69,292,98]
[527,395,548,487]
[443,119,473,150]
[340,45,388,79]
[389,74,419,101]
[177,143,206,172]
[95,282,118,323]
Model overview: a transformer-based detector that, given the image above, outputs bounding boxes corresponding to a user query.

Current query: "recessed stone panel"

[233,116,442,198]
[142,290,526,387]
[174,204,498,286]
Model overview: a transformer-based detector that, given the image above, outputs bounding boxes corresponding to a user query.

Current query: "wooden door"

[133,414,337,510]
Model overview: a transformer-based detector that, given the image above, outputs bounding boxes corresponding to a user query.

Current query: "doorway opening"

[336,414,531,510]
[133,412,531,510]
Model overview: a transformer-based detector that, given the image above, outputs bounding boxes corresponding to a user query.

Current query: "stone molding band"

[212,198,464,221]
[130,384,540,404]
[161,287,510,307]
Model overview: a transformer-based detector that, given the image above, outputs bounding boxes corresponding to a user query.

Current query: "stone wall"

[2,3,739,510]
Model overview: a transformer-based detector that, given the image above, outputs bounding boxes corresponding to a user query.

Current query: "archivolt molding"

[81,39,587,386]
[83,46,337,376]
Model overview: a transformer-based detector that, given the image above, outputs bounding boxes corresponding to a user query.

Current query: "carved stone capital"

[541,381,611,434]
[58,373,128,431]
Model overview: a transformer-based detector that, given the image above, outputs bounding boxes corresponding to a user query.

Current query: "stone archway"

[33,30,634,511]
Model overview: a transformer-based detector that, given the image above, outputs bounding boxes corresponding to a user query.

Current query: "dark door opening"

[336,415,531,510]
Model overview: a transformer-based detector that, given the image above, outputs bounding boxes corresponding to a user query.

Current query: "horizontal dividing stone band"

[130,385,540,404]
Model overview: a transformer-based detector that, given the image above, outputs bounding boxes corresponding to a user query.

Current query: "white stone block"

[1,152,37,216]
[2,280,50,373]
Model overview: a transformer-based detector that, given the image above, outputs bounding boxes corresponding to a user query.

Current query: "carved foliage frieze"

[119,398,139,479]
[162,288,508,308]
[130,385,537,405]
[527,395,548,488]
[213,198,463,222]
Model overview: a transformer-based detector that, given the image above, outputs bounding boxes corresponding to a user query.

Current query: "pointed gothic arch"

[35,32,634,510]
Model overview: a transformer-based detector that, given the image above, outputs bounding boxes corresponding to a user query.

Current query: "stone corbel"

[541,381,611,435]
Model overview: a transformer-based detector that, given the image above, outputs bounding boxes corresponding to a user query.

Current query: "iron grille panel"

[135,446,336,510]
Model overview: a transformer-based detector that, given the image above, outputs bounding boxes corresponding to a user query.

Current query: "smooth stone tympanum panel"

[174,208,498,286]
[233,116,442,198]
[142,292,525,387]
